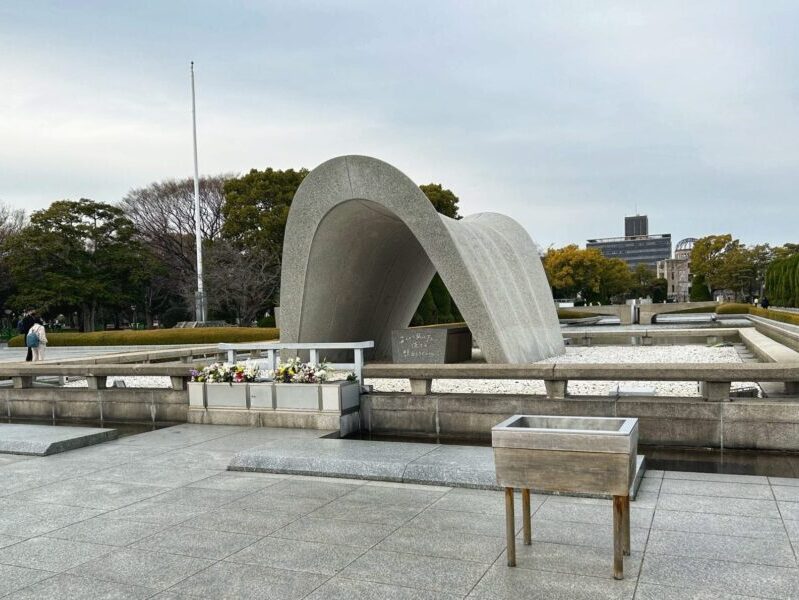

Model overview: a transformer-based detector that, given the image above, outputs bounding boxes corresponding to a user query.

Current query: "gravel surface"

[62,345,759,397]
[366,345,758,397]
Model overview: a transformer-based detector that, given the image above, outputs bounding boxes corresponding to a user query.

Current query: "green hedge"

[557,308,599,319]
[7,327,279,347]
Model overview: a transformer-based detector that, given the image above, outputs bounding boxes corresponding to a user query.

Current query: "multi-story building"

[656,238,696,302]
[587,215,672,270]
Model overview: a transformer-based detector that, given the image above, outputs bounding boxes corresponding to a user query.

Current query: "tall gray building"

[587,215,671,270]
[625,214,648,237]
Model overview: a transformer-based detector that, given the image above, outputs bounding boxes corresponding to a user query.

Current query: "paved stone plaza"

[0,425,797,598]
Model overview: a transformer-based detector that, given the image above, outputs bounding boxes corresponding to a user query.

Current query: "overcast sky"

[1,1,797,248]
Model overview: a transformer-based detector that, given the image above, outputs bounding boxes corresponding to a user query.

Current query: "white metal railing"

[217,341,375,384]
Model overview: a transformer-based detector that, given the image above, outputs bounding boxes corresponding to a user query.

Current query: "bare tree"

[119,176,232,316]
[204,240,280,324]
[0,201,25,246]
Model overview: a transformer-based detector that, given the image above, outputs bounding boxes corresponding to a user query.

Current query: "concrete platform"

[0,424,118,455]
[0,424,796,598]
[228,437,646,497]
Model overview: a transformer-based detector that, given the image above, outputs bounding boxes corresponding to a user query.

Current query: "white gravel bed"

[366,345,759,397]
[64,376,172,388]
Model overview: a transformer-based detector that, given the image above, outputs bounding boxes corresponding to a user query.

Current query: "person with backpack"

[17,310,35,362]
[27,317,48,362]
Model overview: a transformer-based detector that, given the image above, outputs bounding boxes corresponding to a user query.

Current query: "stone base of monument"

[187,380,361,436]
[391,326,473,363]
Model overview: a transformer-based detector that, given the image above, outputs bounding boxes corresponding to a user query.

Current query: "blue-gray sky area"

[1,1,797,248]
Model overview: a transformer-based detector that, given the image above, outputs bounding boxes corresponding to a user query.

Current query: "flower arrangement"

[190,362,260,384]
[272,357,329,383]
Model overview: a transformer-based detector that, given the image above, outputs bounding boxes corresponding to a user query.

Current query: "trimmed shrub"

[557,308,599,319]
[7,327,279,347]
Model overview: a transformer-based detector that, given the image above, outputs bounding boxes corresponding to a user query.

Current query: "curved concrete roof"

[279,155,564,363]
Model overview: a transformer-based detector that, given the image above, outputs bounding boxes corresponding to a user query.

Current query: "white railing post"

[354,348,364,385]
[310,349,319,365]
[227,349,235,363]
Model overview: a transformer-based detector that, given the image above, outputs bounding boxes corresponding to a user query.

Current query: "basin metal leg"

[522,488,532,545]
[612,495,624,580]
[505,487,516,567]
[623,495,630,556]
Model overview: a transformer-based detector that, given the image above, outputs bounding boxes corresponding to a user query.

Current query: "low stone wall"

[360,392,799,451]
[0,388,188,423]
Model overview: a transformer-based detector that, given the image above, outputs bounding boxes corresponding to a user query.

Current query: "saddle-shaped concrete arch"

[279,155,564,363]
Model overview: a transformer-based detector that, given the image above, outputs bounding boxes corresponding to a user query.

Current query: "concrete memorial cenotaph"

[278,155,565,363]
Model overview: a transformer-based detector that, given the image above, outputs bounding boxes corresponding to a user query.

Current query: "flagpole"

[191,61,206,322]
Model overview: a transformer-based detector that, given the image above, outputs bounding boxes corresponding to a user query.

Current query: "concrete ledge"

[228,437,645,497]
[362,392,799,450]
[0,423,117,455]
[187,408,345,430]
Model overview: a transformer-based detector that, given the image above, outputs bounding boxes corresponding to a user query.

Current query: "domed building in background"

[674,237,697,261]
[657,237,696,302]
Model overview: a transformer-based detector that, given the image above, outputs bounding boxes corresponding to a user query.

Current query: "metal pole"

[191,61,206,322]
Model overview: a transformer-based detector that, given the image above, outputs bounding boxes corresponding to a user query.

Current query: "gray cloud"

[0,1,796,248]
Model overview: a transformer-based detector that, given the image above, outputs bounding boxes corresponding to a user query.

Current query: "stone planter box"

[321,381,360,412]
[188,382,205,408]
[492,415,638,580]
[205,383,248,409]
[249,383,274,410]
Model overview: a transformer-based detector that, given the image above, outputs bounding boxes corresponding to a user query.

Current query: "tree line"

[689,235,798,303]
[542,245,668,304]
[0,171,462,332]
[542,237,798,306]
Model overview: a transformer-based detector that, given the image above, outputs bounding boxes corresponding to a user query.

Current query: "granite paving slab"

[646,529,797,567]
[651,508,788,539]
[0,564,53,597]
[5,573,156,600]
[639,554,799,598]
[7,478,170,510]
[68,547,214,590]
[229,438,438,481]
[307,496,425,525]
[271,516,395,548]
[228,437,646,495]
[185,471,285,492]
[503,539,644,580]
[226,536,364,575]
[304,576,463,600]
[376,525,506,563]
[0,424,117,456]
[43,516,165,546]
[340,548,490,595]
[0,504,104,538]
[529,518,650,552]
[0,536,114,572]
[180,507,298,535]
[657,493,780,518]
[131,525,262,559]
[659,479,773,500]
[167,560,329,599]
[84,464,220,488]
[633,582,760,599]
[468,563,637,599]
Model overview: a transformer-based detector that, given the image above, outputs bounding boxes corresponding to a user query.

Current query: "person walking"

[17,310,35,362]
[28,318,48,362]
